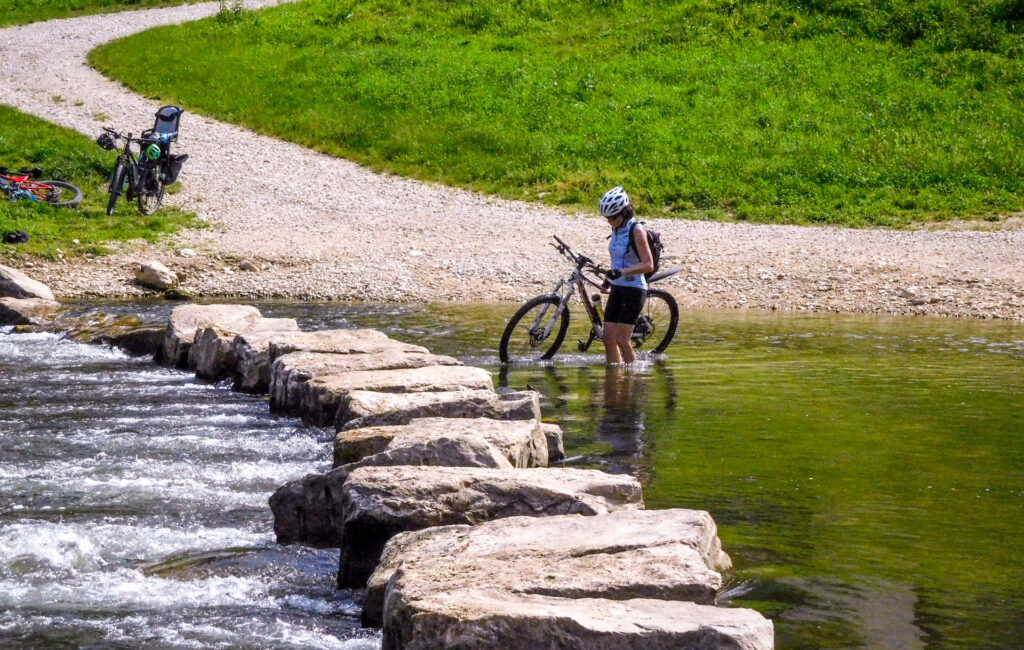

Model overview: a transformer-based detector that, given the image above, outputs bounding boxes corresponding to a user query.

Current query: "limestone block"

[297,366,493,427]
[190,317,299,382]
[334,418,548,470]
[364,509,733,626]
[383,590,774,650]
[158,304,263,369]
[336,389,540,430]
[266,329,429,361]
[269,349,461,416]
[336,466,642,587]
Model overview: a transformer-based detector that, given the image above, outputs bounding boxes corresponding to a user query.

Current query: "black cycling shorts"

[604,285,647,325]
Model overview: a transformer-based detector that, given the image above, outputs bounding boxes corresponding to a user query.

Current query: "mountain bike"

[498,235,682,364]
[0,166,82,207]
[97,127,170,216]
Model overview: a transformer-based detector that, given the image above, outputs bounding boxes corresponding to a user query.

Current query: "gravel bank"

[1,2,1022,320]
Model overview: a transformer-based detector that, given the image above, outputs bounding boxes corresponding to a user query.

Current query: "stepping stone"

[336,388,540,430]
[364,508,733,626]
[334,417,549,469]
[158,303,263,368]
[383,590,774,650]
[298,365,494,427]
[190,318,299,381]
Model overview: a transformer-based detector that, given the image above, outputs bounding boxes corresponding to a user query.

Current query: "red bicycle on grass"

[0,166,82,207]
[498,235,682,364]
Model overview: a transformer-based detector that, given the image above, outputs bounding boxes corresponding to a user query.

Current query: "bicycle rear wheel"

[107,162,126,216]
[138,166,165,215]
[32,180,82,208]
[632,288,679,354]
[499,295,570,364]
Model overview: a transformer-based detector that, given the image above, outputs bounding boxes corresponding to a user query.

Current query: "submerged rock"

[61,312,164,357]
[0,264,55,301]
[157,303,263,369]
[364,509,733,626]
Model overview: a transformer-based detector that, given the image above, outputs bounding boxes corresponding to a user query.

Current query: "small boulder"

[135,260,178,291]
[238,259,259,272]
[0,264,55,301]
[0,297,64,327]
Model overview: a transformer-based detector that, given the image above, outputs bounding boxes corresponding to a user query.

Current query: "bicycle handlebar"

[551,235,608,276]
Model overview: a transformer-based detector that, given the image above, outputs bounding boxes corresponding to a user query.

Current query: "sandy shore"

[1,2,1022,320]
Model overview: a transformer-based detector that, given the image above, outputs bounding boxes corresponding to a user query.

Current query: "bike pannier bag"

[153,106,184,142]
[627,221,664,280]
[163,154,188,184]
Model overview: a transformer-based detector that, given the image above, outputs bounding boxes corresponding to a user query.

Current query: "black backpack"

[627,221,663,280]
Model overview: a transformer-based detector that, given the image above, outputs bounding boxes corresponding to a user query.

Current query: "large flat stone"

[336,389,540,430]
[299,366,494,427]
[190,318,300,382]
[267,329,429,360]
[364,509,733,626]
[158,304,263,369]
[334,418,548,469]
[336,466,642,587]
[269,349,462,419]
[383,590,773,650]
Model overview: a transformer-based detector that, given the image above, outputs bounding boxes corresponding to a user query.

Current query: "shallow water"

[2,301,1023,648]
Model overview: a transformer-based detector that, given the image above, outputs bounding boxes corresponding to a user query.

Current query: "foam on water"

[0,328,371,646]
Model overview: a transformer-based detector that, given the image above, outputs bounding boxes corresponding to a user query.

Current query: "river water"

[2,301,1022,649]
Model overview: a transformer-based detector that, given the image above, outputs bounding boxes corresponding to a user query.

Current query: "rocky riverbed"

[1,2,1022,320]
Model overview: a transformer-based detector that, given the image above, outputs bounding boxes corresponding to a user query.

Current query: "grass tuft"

[0,104,198,259]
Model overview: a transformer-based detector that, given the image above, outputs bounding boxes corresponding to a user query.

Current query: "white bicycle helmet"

[599,186,630,217]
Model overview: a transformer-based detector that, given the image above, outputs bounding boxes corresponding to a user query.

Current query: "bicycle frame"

[1,171,59,202]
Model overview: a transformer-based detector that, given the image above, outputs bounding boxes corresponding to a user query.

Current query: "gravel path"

[1,1,1022,320]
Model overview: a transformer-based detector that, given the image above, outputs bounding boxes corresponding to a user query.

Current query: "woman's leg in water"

[603,322,637,364]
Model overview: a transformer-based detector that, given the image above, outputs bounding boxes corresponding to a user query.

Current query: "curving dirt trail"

[1,1,1022,319]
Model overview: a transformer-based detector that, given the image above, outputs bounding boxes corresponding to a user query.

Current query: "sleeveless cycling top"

[608,218,648,290]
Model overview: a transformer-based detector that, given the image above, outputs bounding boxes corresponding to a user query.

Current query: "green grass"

[0,0,199,27]
[90,0,1024,227]
[0,104,198,258]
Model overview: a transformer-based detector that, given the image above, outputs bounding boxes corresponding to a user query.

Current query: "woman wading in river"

[599,186,654,365]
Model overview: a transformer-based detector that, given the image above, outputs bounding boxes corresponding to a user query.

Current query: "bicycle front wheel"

[107,162,126,216]
[35,180,82,207]
[498,295,570,364]
[632,288,679,354]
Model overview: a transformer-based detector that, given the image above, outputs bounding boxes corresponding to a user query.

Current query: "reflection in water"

[596,366,648,474]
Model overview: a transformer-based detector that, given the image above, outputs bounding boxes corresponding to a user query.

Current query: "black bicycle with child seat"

[498,235,682,364]
[97,106,187,216]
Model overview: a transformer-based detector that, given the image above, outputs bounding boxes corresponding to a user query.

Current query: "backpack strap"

[626,220,641,257]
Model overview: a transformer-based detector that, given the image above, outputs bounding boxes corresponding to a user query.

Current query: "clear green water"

[8,300,1021,648]
[267,302,1024,649]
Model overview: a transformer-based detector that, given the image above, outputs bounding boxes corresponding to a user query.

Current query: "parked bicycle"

[0,166,82,207]
[97,106,187,217]
[498,235,682,364]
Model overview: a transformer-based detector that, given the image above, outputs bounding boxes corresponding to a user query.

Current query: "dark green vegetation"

[0,105,197,258]
[90,0,1024,226]
[0,0,198,27]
